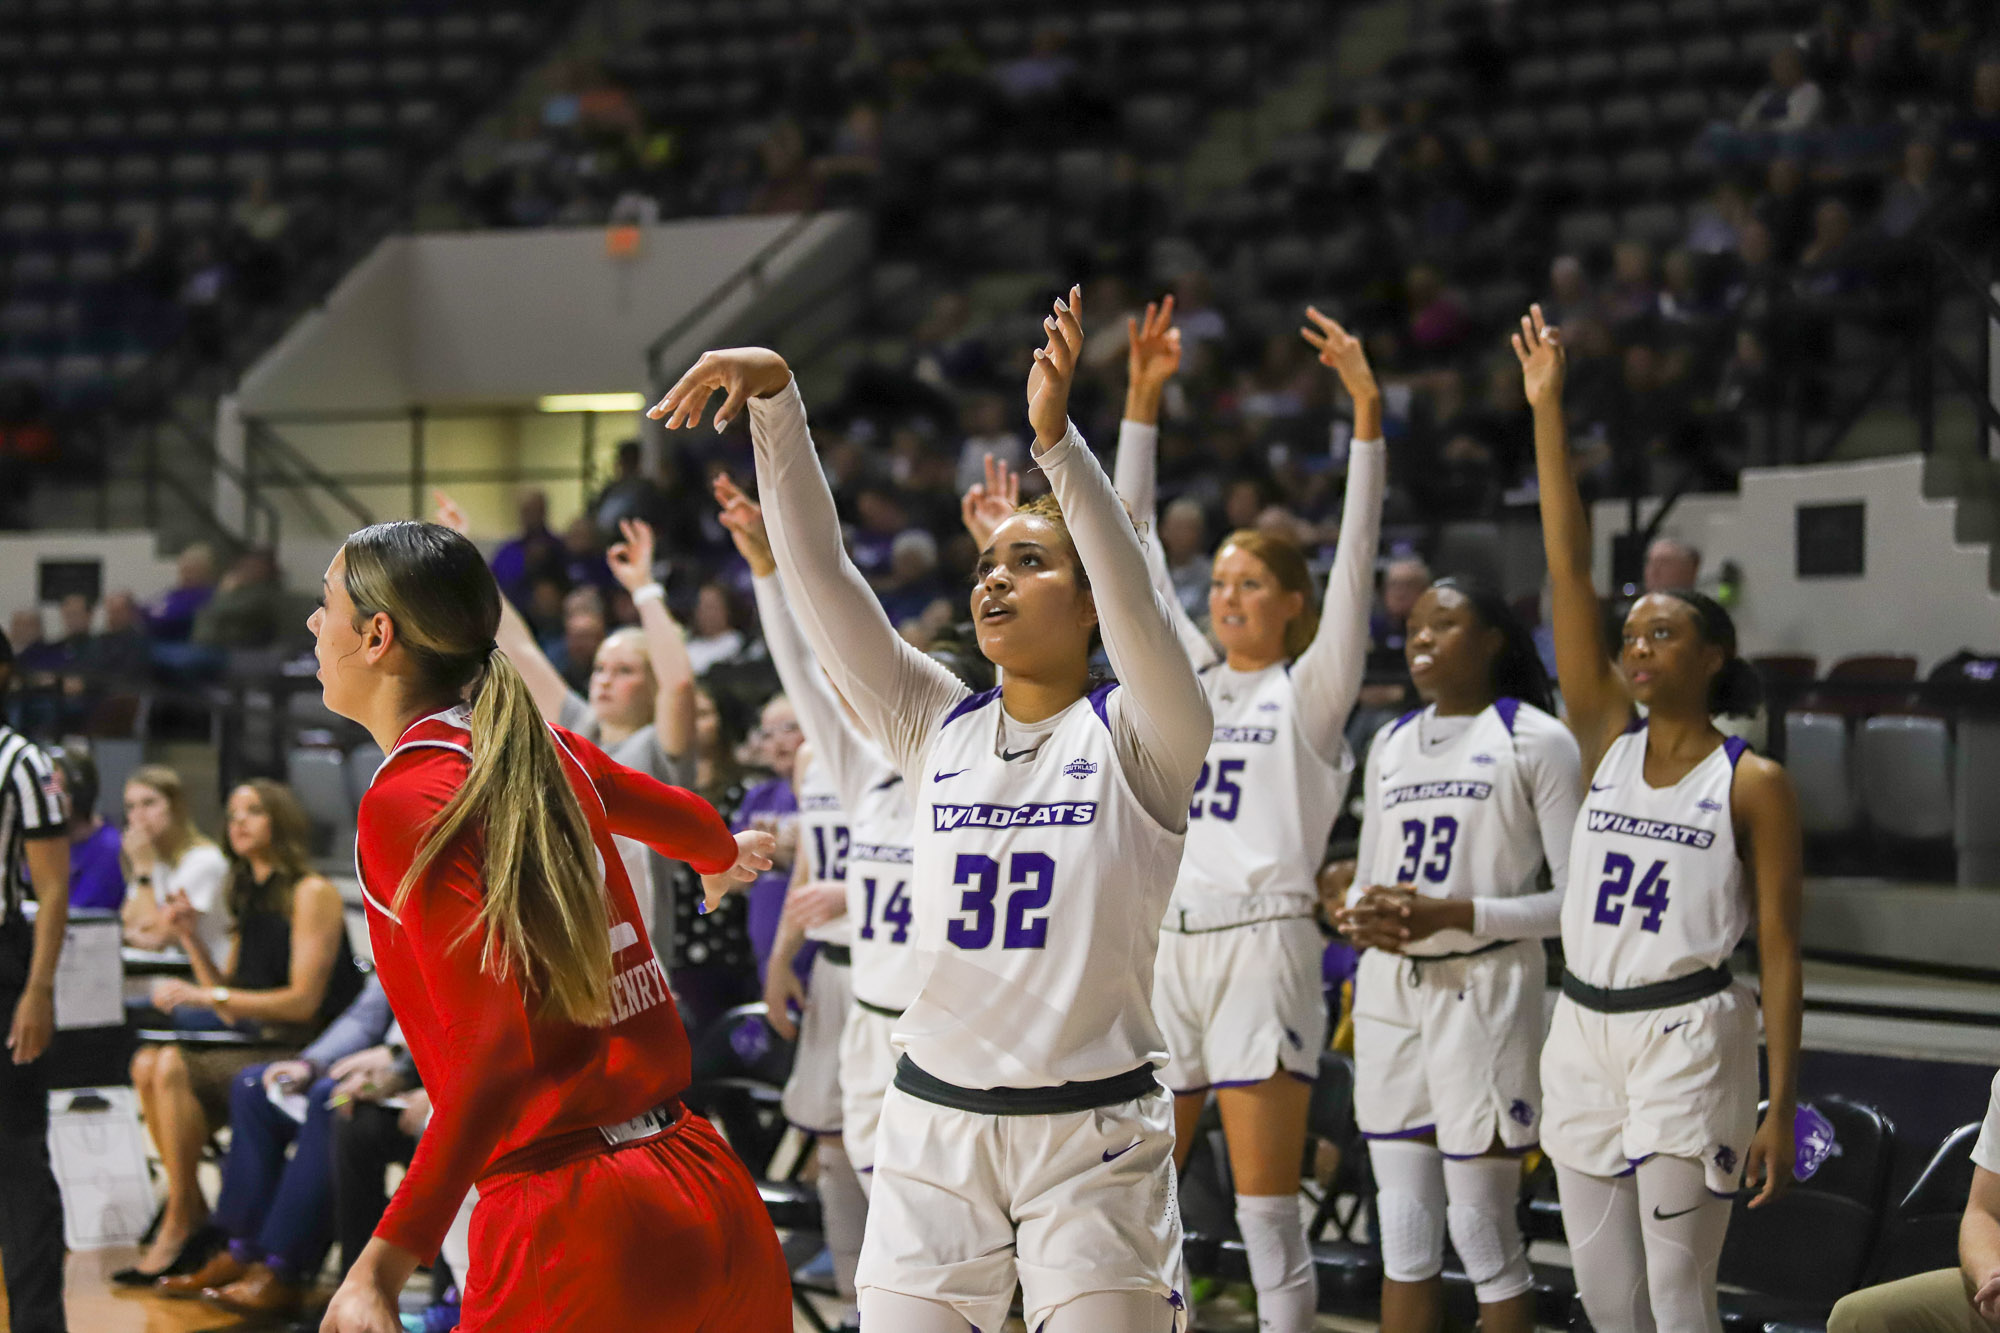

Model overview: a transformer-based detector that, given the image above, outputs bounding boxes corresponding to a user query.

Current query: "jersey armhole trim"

[1087,677,1120,729]
[939,686,1001,730]
[1495,696,1520,734]
[1387,708,1423,737]
[1722,734,1749,767]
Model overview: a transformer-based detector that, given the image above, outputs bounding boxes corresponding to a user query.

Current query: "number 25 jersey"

[902,682,1186,1090]
[1562,728,1749,990]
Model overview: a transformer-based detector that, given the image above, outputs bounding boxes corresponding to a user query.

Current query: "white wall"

[0,533,180,627]
[1593,455,2000,672]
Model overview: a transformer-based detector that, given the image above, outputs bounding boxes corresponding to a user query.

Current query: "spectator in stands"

[589,439,667,536]
[1172,271,1229,349]
[191,547,288,651]
[953,394,1027,494]
[547,586,608,695]
[51,749,123,913]
[120,780,358,1285]
[227,174,290,306]
[1643,537,1703,593]
[158,977,405,1318]
[1795,199,1869,297]
[1355,557,1433,738]
[993,23,1078,103]
[817,101,886,204]
[80,589,152,687]
[1160,497,1213,616]
[119,765,229,958]
[1340,101,1397,178]
[489,490,562,611]
[735,694,804,978]
[1738,44,1827,138]
[749,118,820,215]
[1877,137,1945,240]
[145,544,218,643]
[558,513,617,601]
[1687,179,1755,257]
[179,237,230,360]
[877,529,948,629]
[1943,57,2000,184]
[1825,1068,2000,1333]
[685,579,745,676]
[328,1044,433,1301]
[1606,239,1661,331]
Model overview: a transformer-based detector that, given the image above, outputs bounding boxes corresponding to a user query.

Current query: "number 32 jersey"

[1561,728,1749,990]
[901,682,1186,1090]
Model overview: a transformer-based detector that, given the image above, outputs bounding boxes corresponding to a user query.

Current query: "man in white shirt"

[1828,1072,2000,1332]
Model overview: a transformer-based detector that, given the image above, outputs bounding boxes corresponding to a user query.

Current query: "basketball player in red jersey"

[307,520,790,1333]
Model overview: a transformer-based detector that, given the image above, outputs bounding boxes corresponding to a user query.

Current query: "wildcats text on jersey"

[931,801,1099,831]
[1584,808,1717,849]
[1382,779,1494,808]
[1212,725,1277,744]
[851,842,913,863]
[800,792,843,811]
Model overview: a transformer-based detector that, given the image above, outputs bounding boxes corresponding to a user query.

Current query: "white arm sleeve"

[1471,713,1584,940]
[1115,418,1217,671]
[1349,724,1387,909]
[1038,423,1212,831]
[1288,437,1386,762]
[751,571,889,809]
[747,380,967,781]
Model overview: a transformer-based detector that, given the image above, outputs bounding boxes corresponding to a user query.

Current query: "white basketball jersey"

[1562,728,1749,989]
[902,683,1185,1089]
[795,753,852,947]
[1170,662,1352,929]
[845,774,924,1012]
[1364,699,1567,957]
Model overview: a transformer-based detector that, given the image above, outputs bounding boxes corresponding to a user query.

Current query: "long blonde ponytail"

[343,521,614,1026]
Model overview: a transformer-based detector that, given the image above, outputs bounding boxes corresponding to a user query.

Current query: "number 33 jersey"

[901,682,1186,1090]
[1361,698,1576,957]
[1171,661,1353,929]
[1561,728,1749,990]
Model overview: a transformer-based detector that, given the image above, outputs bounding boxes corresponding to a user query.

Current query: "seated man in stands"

[157,975,416,1319]
[1828,1070,2000,1333]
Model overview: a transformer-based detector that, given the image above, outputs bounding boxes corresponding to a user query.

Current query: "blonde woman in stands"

[655,286,1210,1332]
[1109,298,1386,1333]
[433,493,693,948]
[120,764,231,962]
[1518,303,1804,1333]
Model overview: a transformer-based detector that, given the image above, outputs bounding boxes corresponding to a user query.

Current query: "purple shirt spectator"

[488,491,563,610]
[68,822,126,911]
[732,775,798,982]
[144,585,213,643]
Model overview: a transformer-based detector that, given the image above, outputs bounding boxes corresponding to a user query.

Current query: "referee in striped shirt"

[0,625,72,1333]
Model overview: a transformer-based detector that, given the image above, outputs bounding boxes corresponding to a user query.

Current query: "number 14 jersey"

[1561,727,1749,990]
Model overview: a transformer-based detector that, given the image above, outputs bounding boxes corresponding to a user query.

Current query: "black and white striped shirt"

[0,725,66,922]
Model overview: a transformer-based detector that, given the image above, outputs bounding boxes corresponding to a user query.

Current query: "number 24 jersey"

[1561,728,1749,990]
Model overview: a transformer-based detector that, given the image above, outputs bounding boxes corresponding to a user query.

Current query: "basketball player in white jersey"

[714,474,934,1195]
[1337,580,1581,1333]
[1103,298,1385,1332]
[1516,304,1804,1333]
[652,286,1210,1333]
[717,472,867,1332]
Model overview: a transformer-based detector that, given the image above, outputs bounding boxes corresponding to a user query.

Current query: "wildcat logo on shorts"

[1064,758,1098,779]
[1712,1144,1739,1175]
[1508,1099,1535,1127]
[932,801,1098,831]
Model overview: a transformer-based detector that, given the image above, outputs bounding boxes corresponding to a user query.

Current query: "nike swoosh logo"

[1102,1141,1141,1163]
[1590,781,1615,791]
[999,748,1039,762]
[1662,1019,1691,1034]
[931,769,968,782]
[1652,1203,1704,1221]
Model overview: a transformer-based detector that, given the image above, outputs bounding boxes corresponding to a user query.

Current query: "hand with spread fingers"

[605,518,658,592]
[1301,306,1383,440]
[431,490,470,537]
[1509,302,1566,411]
[1025,284,1085,449]
[1124,295,1182,425]
[960,452,1020,549]
[648,348,793,434]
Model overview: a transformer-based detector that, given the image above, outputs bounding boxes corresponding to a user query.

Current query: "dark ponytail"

[1657,588,1763,718]
[1431,577,1555,715]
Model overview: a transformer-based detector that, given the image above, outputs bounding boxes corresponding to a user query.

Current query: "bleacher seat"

[287,745,355,860]
[1807,654,1920,719]
[1785,712,1855,836]
[1956,719,2000,886]
[1867,1122,1981,1284]
[1857,715,1954,843]
[1716,1098,1893,1329]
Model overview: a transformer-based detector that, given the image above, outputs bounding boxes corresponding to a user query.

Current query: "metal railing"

[643,211,825,386]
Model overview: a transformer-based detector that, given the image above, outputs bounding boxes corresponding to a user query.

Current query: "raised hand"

[701,830,777,912]
[712,472,776,577]
[1026,285,1084,448]
[1127,296,1182,391]
[1510,303,1566,411]
[605,518,658,591]
[960,452,1019,549]
[430,490,470,538]
[648,348,792,434]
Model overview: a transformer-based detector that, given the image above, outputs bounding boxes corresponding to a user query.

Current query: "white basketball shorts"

[778,949,852,1135]
[838,1000,899,1175]
[1153,917,1326,1095]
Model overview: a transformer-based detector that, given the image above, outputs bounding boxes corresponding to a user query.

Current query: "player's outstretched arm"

[605,516,697,747]
[1514,305,1628,772]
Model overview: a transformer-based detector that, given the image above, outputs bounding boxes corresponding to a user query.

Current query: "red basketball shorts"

[462,1107,791,1331]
